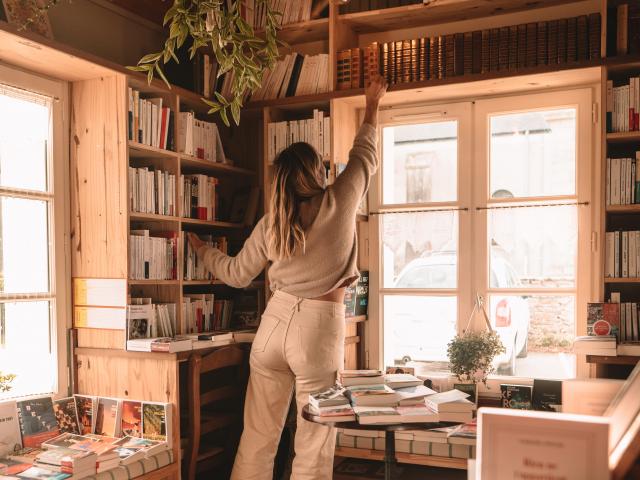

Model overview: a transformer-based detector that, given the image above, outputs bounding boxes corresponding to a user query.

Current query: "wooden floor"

[333,458,467,480]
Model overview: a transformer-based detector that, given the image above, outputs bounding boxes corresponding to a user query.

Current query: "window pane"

[384,295,457,368]
[489,205,576,288]
[490,108,576,198]
[383,211,458,289]
[0,301,56,398]
[0,196,50,293]
[0,90,49,192]
[382,121,457,204]
[489,294,575,379]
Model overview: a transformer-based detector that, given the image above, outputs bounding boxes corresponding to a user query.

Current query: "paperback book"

[501,384,533,410]
[120,401,142,438]
[52,398,80,435]
[142,403,171,446]
[0,401,22,456]
[16,398,60,448]
[94,398,121,437]
[73,396,95,435]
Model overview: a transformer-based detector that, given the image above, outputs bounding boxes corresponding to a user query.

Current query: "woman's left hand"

[187,232,205,252]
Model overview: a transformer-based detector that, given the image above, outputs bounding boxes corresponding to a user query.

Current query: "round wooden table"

[301,405,445,480]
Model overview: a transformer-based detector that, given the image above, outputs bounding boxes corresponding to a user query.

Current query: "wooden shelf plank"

[182,279,266,288]
[606,131,640,143]
[585,355,640,365]
[181,218,245,229]
[335,447,468,470]
[128,141,178,159]
[347,315,367,323]
[339,0,577,33]
[130,212,180,222]
[129,279,179,285]
[604,278,640,284]
[256,17,329,44]
[180,154,255,176]
[604,54,640,73]
[606,204,640,213]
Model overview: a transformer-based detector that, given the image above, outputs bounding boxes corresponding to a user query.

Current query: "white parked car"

[391,250,530,376]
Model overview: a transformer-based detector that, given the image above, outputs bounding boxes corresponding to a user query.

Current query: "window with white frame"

[372,89,593,380]
[0,65,69,399]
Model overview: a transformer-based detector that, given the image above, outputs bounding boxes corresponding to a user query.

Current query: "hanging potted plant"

[447,295,505,404]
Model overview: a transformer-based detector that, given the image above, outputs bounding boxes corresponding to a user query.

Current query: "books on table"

[353,407,400,425]
[395,405,439,423]
[424,389,473,412]
[113,437,169,465]
[34,448,97,477]
[126,336,192,353]
[344,384,396,407]
[309,385,349,410]
[572,335,617,356]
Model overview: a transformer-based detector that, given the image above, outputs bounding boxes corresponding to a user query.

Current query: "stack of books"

[605,154,639,206]
[128,230,177,281]
[127,89,174,151]
[336,370,450,425]
[128,167,176,217]
[337,14,601,90]
[251,53,330,102]
[177,112,226,163]
[32,448,97,478]
[605,229,640,278]
[308,385,356,422]
[183,234,227,281]
[127,336,193,353]
[573,335,617,356]
[424,390,474,423]
[180,174,219,221]
[267,109,330,164]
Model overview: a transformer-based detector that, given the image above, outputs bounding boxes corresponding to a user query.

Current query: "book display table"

[302,405,443,480]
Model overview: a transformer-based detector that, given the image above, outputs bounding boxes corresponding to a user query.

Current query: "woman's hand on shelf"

[364,74,387,127]
[187,232,205,253]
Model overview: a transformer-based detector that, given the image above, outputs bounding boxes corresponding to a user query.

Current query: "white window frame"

[367,87,596,385]
[0,62,71,399]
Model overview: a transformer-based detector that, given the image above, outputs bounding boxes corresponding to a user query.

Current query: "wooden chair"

[183,345,248,480]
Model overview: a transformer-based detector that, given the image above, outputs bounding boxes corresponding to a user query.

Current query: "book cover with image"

[501,384,533,410]
[52,398,80,434]
[120,401,142,438]
[142,403,171,446]
[16,397,60,448]
[73,396,95,435]
[94,398,120,437]
[0,400,22,456]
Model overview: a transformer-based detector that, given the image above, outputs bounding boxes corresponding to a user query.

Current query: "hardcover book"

[52,398,79,435]
[0,401,22,456]
[16,398,60,448]
[500,384,533,410]
[142,403,171,446]
[94,398,120,437]
[532,379,562,412]
[73,396,95,435]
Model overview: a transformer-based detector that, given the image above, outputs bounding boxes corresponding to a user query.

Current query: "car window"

[396,264,456,288]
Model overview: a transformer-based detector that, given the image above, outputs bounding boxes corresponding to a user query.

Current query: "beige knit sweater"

[197,122,377,298]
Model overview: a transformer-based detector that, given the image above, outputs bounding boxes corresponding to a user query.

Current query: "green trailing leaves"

[447,330,506,387]
[131,0,282,126]
[0,371,15,393]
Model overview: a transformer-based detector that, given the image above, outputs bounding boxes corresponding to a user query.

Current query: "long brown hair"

[268,142,325,259]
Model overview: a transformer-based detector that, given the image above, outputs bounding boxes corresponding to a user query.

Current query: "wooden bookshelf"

[605,131,640,143]
[606,205,640,213]
[179,154,255,176]
[604,278,640,284]
[128,141,179,159]
[257,17,330,44]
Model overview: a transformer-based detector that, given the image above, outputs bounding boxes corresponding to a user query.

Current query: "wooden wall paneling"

[76,329,126,349]
[71,74,128,279]
[75,351,181,469]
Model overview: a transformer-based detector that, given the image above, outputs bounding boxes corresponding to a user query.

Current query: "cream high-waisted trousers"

[231,290,346,480]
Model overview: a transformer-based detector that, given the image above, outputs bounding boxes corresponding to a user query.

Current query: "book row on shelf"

[267,109,330,164]
[127,89,174,150]
[0,394,171,478]
[184,235,228,281]
[129,230,176,281]
[591,300,640,344]
[337,14,601,90]
[177,111,226,162]
[128,167,177,217]
[182,174,218,221]
[182,295,235,335]
[128,298,176,339]
[252,53,330,101]
[606,2,640,57]
[606,77,640,133]
[605,155,639,206]
[605,230,640,278]
[253,0,317,28]
[339,0,422,14]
